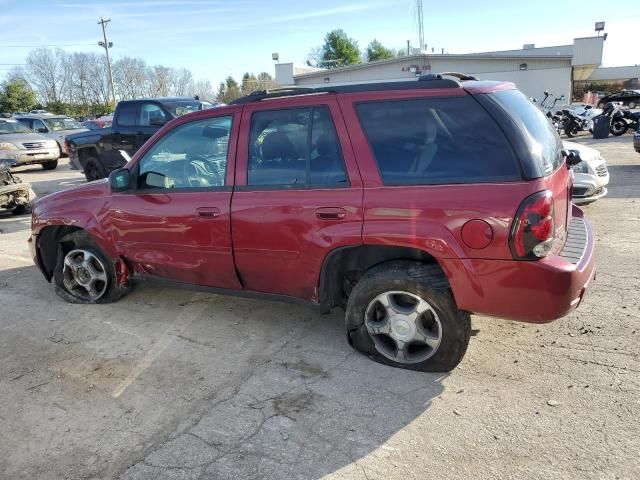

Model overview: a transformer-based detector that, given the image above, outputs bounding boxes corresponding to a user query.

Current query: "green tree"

[320,30,361,69]
[366,39,394,62]
[0,79,36,112]
[220,76,241,104]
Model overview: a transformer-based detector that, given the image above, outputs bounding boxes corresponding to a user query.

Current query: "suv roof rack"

[230,76,463,105]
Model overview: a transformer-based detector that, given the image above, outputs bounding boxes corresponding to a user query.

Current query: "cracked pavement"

[0,139,639,479]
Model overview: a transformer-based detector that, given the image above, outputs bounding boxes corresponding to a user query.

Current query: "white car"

[564,140,609,204]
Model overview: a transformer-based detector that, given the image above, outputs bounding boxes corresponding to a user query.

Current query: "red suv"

[29,76,596,372]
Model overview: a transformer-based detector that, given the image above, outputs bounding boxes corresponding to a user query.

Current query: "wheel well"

[37,226,87,280]
[78,147,98,168]
[319,245,445,310]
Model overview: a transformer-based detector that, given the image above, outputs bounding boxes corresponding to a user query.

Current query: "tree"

[366,39,394,62]
[220,76,241,104]
[319,30,361,69]
[0,79,36,112]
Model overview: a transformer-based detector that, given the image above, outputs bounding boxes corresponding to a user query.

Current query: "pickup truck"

[67,96,215,181]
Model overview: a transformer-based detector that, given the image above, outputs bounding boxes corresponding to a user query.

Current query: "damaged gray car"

[0,158,31,215]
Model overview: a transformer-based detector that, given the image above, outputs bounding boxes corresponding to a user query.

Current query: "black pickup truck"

[67,96,215,181]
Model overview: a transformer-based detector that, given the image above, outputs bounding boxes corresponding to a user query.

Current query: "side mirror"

[109,168,132,192]
[544,90,549,95]
[563,149,582,168]
[38,127,48,133]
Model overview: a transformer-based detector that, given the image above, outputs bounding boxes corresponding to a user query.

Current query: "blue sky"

[1,0,638,86]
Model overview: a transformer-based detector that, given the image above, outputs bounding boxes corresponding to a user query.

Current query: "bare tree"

[172,68,193,96]
[26,48,64,104]
[113,57,148,100]
[193,79,215,101]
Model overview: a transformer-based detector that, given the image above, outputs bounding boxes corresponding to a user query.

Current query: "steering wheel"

[183,157,222,187]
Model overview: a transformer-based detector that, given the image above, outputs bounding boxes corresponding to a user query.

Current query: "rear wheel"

[83,157,107,182]
[42,160,58,170]
[345,260,471,372]
[610,120,628,136]
[52,232,131,304]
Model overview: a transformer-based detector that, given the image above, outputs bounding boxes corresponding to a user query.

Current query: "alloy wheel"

[62,249,108,301]
[364,290,442,364]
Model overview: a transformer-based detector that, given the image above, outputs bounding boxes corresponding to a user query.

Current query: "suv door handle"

[196,207,221,218]
[315,207,346,220]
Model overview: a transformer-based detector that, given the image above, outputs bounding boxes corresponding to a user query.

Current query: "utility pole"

[416,0,425,52]
[98,17,116,109]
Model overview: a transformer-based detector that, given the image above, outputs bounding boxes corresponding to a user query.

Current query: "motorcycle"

[610,108,640,136]
[0,158,31,215]
[561,105,601,138]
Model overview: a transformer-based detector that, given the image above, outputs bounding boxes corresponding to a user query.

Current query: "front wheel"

[564,122,577,138]
[53,232,131,304]
[42,160,58,170]
[345,261,471,372]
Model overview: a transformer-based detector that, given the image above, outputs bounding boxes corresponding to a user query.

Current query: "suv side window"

[117,103,138,127]
[139,103,168,127]
[356,96,520,185]
[138,116,232,190]
[32,119,48,132]
[247,106,347,187]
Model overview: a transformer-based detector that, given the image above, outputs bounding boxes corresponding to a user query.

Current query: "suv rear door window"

[355,96,520,185]
[248,106,347,187]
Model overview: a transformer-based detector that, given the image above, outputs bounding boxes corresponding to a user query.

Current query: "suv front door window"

[109,114,241,289]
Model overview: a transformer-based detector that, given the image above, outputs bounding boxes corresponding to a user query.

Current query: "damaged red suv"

[29,75,596,372]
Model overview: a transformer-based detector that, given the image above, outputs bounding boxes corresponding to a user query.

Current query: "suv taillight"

[510,190,554,260]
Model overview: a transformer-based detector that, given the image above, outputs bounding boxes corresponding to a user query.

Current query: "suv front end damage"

[0,158,31,215]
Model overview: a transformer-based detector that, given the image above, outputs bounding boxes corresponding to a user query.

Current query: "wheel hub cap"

[390,316,415,341]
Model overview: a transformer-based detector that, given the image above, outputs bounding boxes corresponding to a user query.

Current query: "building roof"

[293,48,573,80]
[472,44,573,57]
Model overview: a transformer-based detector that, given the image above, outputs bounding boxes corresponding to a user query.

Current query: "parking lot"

[0,135,638,479]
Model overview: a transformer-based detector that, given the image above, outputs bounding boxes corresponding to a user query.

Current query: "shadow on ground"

[604,164,640,199]
[0,265,445,480]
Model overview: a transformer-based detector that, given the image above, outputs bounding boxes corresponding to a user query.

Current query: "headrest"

[261,132,297,160]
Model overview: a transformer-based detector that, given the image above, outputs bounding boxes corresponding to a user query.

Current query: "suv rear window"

[489,89,563,175]
[355,96,520,185]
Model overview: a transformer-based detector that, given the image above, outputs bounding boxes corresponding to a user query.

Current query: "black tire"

[345,260,471,372]
[83,157,107,182]
[52,231,131,304]
[610,120,628,136]
[42,160,58,170]
[12,203,31,216]
[564,123,576,138]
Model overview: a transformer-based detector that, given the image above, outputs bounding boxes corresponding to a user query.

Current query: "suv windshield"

[0,120,32,134]
[490,89,562,175]
[43,117,83,131]
[161,100,205,117]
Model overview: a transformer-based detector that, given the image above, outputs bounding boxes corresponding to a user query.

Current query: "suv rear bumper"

[441,205,596,323]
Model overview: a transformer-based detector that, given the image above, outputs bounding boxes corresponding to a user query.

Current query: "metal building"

[275,37,608,102]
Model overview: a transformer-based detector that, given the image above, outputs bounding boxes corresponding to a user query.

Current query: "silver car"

[15,114,88,157]
[0,119,60,169]
[564,140,610,205]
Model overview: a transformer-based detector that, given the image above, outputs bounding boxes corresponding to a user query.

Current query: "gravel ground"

[0,137,638,480]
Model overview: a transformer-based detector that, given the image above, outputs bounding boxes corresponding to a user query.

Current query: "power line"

[0,43,95,48]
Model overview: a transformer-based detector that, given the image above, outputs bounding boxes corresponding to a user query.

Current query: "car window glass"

[248,106,347,187]
[138,116,232,190]
[33,119,47,131]
[117,103,137,127]
[139,103,168,127]
[356,96,520,185]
